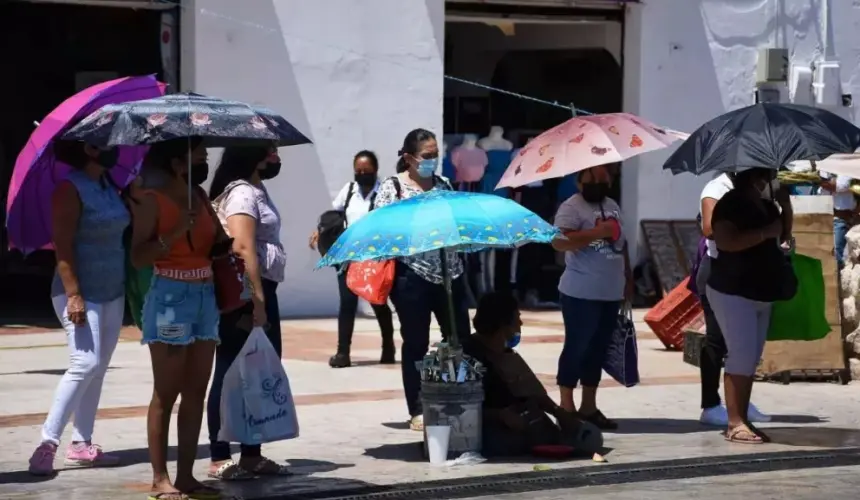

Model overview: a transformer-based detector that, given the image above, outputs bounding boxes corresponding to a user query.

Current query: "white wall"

[182,0,445,317]
[622,0,859,261]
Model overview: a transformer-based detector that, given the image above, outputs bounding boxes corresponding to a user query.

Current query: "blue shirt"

[51,171,130,303]
[479,150,513,198]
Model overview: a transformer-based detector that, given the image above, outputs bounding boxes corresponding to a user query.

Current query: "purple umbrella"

[6,75,166,253]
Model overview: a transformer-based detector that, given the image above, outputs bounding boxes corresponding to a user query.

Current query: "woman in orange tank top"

[130,137,228,500]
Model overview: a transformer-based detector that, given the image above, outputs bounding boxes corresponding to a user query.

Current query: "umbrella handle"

[440,249,459,348]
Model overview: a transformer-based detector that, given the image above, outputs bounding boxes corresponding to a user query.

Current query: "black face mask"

[581,182,610,204]
[355,172,377,188]
[184,161,210,186]
[259,161,282,181]
[96,149,119,169]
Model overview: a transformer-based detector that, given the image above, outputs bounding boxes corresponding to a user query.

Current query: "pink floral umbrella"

[495,113,686,189]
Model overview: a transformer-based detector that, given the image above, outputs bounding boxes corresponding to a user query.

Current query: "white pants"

[40,295,125,445]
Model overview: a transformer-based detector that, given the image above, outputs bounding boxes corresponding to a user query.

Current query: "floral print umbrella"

[62,92,311,148]
[495,113,683,189]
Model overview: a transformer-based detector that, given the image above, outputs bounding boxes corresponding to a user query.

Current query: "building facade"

[6,0,853,316]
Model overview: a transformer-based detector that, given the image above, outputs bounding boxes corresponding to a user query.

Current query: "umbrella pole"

[441,250,459,348]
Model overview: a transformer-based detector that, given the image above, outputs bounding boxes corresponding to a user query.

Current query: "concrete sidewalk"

[1,310,859,499]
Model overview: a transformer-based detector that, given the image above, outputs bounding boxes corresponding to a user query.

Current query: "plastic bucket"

[421,381,484,457]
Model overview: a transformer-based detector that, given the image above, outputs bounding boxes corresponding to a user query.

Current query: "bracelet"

[157,235,169,251]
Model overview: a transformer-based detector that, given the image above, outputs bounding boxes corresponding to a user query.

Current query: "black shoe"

[328,352,351,368]
[380,344,396,364]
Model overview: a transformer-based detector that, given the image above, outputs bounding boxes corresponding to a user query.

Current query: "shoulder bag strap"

[344,182,355,211]
[391,176,403,199]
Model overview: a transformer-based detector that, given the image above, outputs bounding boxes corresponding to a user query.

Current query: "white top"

[699,173,734,258]
[332,180,380,226]
[217,181,286,283]
[817,171,856,211]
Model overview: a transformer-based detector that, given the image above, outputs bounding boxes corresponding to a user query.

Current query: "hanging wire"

[154,0,598,117]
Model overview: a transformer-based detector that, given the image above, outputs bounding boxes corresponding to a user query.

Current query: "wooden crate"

[756,196,848,379]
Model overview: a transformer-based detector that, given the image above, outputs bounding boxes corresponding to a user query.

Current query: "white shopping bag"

[218,327,299,444]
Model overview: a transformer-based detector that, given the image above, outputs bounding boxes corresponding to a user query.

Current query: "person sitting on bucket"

[461,292,603,457]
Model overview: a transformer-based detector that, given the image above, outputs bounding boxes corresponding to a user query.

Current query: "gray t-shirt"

[554,194,625,301]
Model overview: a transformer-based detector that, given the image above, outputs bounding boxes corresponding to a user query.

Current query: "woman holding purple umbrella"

[28,140,129,476]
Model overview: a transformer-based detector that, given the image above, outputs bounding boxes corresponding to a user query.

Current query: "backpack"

[318,183,379,257]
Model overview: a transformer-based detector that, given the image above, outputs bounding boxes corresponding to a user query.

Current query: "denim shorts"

[141,276,220,345]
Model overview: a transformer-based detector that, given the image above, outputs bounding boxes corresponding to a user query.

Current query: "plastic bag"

[219,327,299,444]
[767,253,830,342]
[347,260,396,305]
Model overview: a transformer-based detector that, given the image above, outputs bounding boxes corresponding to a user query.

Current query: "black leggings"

[207,279,282,461]
[336,269,394,353]
[699,293,727,409]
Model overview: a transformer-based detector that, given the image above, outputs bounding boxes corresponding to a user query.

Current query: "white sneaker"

[700,405,728,426]
[747,403,771,423]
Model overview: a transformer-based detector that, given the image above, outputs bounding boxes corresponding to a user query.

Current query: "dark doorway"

[0,2,166,326]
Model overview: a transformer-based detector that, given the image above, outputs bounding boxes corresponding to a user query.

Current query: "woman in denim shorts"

[130,137,229,500]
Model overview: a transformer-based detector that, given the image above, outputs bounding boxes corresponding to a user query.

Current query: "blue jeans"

[835,217,849,268]
[557,294,620,388]
[141,276,219,345]
[389,263,470,417]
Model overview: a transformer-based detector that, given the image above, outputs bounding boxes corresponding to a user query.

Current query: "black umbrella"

[662,103,860,175]
[62,92,312,148]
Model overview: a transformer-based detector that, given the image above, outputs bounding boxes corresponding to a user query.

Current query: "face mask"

[184,161,209,186]
[417,158,438,178]
[506,332,521,349]
[260,161,281,181]
[355,172,376,187]
[581,182,609,204]
[96,149,119,169]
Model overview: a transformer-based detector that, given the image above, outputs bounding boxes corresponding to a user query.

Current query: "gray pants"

[705,286,772,376]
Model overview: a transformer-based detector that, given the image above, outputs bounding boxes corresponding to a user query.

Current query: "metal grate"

[262,448,860,500]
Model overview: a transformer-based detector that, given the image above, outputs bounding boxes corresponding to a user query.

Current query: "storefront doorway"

[443,0,627,304]
[0,0,176,325]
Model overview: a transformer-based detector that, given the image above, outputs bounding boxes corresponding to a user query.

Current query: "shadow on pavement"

[363,440,613,465]
[380,421,411,430]
[364,441,425,463]
[0,469,56,485]
[768,414,827,424]
[607,418,712,434]
[765,427,860,447]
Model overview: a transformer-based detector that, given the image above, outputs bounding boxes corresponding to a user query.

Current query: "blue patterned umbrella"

[62,92,311,148]
[317,190,558,267]
[317,189,558,345]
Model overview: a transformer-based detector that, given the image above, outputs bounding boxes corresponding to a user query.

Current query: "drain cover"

[260,448,860,500]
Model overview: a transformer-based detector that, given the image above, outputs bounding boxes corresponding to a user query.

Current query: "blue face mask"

[417,158,438,178]
[506,332,521,349]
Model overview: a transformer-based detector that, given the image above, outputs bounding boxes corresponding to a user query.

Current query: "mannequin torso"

[478,126,513,151]
[451,134,488,184]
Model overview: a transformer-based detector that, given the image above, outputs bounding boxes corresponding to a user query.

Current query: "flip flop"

[725,425,764,444]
